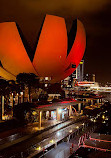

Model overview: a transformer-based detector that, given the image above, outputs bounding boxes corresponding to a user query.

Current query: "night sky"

[0,0,111,83]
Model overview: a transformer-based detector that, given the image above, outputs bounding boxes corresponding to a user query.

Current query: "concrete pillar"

[10,94,13,107]
[86,99,88,103]
[78,103,81,112]
[91,99,93,105]
[1,96,4,120]
[81,110,83,114]
[67,136,70,143]
[55,142,57,148]
[56,108,60,121]
[38,111,42,129]
[97,99,99,104]
[101,98,102,103]
[28,94,30,102]
[69,105,72,117]
[83,100,85,106]
[15,94,19,105]
[20,92,24,103]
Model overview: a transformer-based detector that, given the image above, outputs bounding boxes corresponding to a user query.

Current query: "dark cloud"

[0,0,111,83]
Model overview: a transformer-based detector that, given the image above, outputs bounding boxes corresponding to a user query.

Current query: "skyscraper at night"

[62,60,84,88]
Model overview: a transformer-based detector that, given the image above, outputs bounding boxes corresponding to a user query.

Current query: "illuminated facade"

[72,60,84,82]
[62,60,84,88]
[0,14,86,82]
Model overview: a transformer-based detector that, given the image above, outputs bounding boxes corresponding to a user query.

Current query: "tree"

[16,73,39,102]
[0,79,10,119]
[0,79,9,96]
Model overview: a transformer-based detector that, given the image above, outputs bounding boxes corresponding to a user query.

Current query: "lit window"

[45,77,48,80]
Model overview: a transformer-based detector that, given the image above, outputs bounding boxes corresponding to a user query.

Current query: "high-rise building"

[62,60,84,88]
[71,60,84,82]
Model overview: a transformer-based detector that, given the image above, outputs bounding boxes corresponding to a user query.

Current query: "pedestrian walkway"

[0,120,61,139]
[43,124,96,158]
[0,116,82,154]
[27,120,87,158]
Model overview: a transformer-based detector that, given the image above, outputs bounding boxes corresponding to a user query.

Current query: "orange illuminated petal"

[0,67,16,80]
[0,22,37,77]
[33,14,67,77]
[55,19,86,82]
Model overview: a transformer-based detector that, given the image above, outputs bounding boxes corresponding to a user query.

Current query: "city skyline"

[0,0,111,83]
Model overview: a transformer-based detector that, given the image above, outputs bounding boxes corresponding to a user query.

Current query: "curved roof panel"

[0,67,16,80]
[52,19,86,82]
[0,22,37,76]
[33,14,67,77]
[0,15,86,82]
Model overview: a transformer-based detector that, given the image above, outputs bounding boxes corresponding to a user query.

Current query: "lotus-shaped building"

[0,14,86,82]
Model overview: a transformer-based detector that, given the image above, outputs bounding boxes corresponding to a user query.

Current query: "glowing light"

[32,111,37,115]
[93,120,96,122]
[50,140,54,143]
[36,146,41,151]
[58,109,62,114]
[90,118,94,122]
[69,130,72,133]
[20,92,23,95]
[45,84,48,87]
[45,77,49,80]
[102,115,105,119]
[57,132,61,136]
[76,126,79,129]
